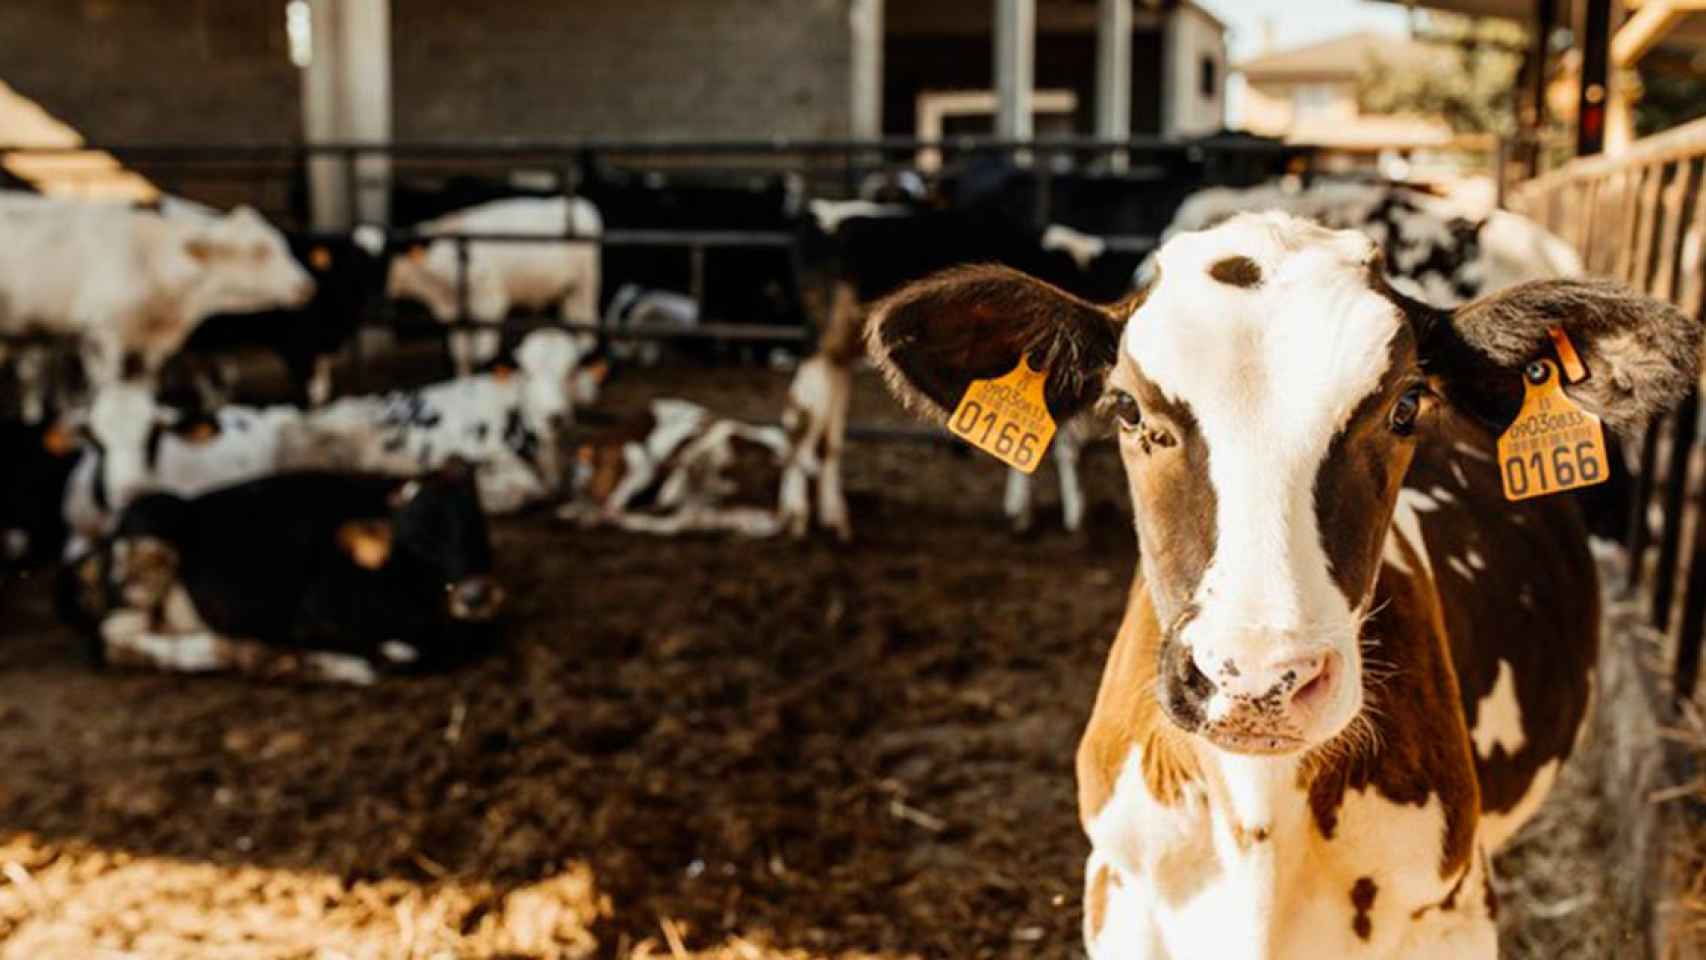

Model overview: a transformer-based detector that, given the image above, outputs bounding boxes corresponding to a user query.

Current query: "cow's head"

[179,206,316,316]
[378,459,505,622]
[383,242,460,320]
[868,211,1698,757]
[514,327,604,426]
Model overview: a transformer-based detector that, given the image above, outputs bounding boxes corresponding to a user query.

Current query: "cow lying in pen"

[864,212,1699,958]
[558,398,798,537]
[58,462,502,684]
[62,329,599,540]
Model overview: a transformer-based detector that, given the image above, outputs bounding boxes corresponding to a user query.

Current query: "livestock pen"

[0,133,1687,959]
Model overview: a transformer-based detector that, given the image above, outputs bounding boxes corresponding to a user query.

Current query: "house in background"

[884,0,1228,145]
[1237,30,1466,177]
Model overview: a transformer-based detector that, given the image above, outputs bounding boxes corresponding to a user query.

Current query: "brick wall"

[0,0,853,146]
[392,0,853,141]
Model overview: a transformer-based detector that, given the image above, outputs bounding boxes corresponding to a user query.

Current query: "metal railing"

[1509,115,1706,704]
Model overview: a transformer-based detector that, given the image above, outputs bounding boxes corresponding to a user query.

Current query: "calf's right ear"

[865,265,1126,423]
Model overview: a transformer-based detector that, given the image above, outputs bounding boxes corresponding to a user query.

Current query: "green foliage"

[1357,14,1526,136]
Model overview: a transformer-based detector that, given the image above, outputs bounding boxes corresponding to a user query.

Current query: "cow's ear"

[865,264,1126,422]
[1418,278,1702,433]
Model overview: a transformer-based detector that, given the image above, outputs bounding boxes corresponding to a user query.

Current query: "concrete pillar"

[1096,0,1132,170]
[850,0,883,139]
[994,0,1035,141]
[303,0,391,228]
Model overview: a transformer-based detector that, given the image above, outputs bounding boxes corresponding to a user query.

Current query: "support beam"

[994,0,1036,142]
[1096,0,1132,170]
[303,0,392,229]
[849,0,883,139]
[1612,0,1706,66]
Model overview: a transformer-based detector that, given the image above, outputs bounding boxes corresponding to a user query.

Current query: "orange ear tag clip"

[948,358,1057,474]
[1496,327,1608,502]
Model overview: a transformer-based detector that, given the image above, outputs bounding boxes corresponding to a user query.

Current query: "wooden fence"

[1509,115,1706,705]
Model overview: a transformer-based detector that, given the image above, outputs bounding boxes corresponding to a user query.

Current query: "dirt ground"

[0,360,1649,958]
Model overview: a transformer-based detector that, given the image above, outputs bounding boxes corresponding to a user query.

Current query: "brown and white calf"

[560,398,800,537]
[866,212,1700,958]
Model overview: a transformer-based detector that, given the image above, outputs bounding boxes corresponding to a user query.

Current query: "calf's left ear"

[866,264,1126,423]
[1421,278,1702,433]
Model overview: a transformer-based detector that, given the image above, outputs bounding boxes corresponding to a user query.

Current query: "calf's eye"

[1389,386,1425,436]
[1109,390,1142,430]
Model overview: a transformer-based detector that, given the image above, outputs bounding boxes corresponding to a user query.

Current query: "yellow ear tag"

[1496,359,1608,501]
[948,358,1057,474]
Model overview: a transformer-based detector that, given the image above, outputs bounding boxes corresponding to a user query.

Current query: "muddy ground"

[0,359,1647,958]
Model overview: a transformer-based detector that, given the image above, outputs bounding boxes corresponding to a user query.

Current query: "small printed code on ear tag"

[948,359,1057,474]
[1496,360,1608,502]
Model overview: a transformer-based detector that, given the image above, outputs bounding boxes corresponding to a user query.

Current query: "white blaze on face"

[1123,213,1404,740]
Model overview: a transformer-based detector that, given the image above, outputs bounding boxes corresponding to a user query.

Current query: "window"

[1292,84,1338,120]
[1200,56,1218,99]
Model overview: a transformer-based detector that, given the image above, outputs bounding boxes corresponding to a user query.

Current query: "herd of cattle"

[2,158,1700,958]
[0,171,1606,688]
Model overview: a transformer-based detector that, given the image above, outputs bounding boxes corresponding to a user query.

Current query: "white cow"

[386,196,603,375]
[0,193,313,419]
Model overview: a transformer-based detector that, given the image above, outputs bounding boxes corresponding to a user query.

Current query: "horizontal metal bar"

[387,229,798,248]
[0,136,1296,158]
[390,317,808,343]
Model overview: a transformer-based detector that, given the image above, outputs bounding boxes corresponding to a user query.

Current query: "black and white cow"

[558,398,800,537]
[63,329,596,540]
[58,463,502,684]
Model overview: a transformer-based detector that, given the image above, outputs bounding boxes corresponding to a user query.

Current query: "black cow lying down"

[57,461,504,684]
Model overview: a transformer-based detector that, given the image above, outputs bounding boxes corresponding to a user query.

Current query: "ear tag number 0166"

[1496,356,1608,502]
[949,359,1057,473]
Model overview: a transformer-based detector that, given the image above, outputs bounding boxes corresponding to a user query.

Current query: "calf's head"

[372,461,505,622]
[869,211,1698,757]
[180,206,316,316]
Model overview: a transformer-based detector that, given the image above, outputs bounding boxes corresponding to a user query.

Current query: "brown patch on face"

[1086,864,1111,940]
[1302,530,1480,881]
[1208,255,1262,288]
[335,519,393,570]
[1113,360,1217,623]
[580,444,627,507]
[1350,876,1378,941]
[1077,581,1201,824]
[309,245,333,271]
[1312,326,1421,610]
